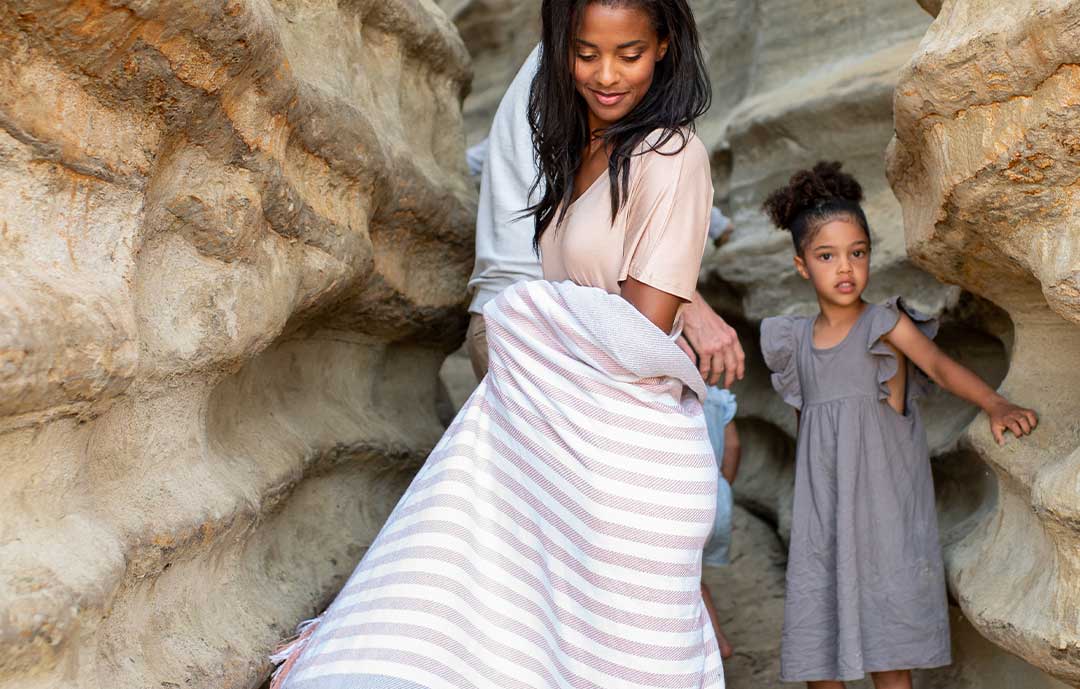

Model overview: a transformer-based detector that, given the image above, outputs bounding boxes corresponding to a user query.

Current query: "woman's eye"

[622,54,643,62]
[576,54,597,62]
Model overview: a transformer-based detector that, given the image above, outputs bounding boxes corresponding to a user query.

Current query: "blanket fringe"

[268,615,321,689]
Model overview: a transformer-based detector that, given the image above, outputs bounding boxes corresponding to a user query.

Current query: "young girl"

[759,162,1038,689]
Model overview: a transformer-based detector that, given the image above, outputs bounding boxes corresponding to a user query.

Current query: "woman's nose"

[596,57,618,87]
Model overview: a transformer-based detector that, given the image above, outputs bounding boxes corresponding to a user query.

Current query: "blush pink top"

[539,130,713,304]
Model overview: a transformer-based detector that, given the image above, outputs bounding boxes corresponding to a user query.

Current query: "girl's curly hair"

[761,161,869,254]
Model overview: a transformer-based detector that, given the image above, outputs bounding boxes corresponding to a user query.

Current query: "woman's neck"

[587,110,610,139]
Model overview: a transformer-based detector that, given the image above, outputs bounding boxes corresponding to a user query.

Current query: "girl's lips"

[591,89,627,107]
[836,281,856,294]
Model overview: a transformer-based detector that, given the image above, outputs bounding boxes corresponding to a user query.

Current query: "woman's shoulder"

[634,128,710,171]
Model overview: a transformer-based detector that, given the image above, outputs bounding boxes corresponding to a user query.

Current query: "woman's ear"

[793,255,810,280]
[657,38,669,61]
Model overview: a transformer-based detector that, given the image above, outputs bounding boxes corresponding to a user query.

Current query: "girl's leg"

[870,670,912,689]
[700,581,733,658]
[807,682,844,689]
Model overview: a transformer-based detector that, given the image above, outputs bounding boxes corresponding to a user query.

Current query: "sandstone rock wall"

[888,1,1080,684]
[0,2,473,688]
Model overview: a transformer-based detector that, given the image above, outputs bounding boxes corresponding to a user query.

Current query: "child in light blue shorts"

[702,387,740,566]
[699,386,741,658]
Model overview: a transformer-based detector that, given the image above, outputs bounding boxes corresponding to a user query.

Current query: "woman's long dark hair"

[526,0,711,251]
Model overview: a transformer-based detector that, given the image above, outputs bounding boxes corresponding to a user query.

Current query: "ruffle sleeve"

[760,316,803,410]
[867,296,939,404]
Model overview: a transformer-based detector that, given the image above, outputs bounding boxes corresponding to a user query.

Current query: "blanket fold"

[273,280,724,689]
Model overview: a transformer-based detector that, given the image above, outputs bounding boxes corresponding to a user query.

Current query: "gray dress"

[761,298,951,682]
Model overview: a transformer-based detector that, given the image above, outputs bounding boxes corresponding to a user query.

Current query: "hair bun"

[762,161,863,231]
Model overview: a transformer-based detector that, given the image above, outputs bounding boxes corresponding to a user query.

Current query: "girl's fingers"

[991,422,1005,446]
[1017,415,1032,435]
[1006,418,1024,439]
[1026,410,1039,429]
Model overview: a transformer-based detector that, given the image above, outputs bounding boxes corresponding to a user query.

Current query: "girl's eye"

[853,250,866,258]
[818,253,832,261]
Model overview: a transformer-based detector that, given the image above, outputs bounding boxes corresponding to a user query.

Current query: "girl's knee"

[870,669,912,689]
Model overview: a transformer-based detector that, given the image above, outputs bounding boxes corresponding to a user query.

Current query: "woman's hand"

[986,398,1039,446]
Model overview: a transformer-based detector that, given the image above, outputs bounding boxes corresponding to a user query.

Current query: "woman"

[271,2,722,687]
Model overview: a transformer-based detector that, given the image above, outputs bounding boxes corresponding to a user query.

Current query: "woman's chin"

[586,100,635,127]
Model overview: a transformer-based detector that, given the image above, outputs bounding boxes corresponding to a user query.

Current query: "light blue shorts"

[702,387,736,567]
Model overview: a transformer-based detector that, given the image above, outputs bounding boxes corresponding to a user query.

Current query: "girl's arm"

[621,277,683,334]
[885,313,1038,445]
[720,421,740,484]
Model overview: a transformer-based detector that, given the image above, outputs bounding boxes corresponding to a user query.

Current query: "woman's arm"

[621,276,684,334]
[885,313,1038,445]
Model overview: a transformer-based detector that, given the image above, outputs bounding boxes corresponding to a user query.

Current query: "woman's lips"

[591,89,627,107]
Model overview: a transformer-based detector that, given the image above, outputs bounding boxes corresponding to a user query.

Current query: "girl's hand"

[986,399,1039,446]
[886,314,1039,447]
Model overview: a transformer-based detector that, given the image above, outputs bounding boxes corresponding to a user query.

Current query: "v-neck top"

[539,129,713,303]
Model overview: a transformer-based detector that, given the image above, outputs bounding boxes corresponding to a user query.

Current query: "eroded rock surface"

[0,2,473,688]
[888,1,1080,683]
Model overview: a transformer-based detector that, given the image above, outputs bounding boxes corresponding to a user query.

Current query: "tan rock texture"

[0,1,473,688]
[888,1,1080,683]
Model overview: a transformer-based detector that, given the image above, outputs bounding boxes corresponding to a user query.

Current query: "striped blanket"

[272,279,725,689]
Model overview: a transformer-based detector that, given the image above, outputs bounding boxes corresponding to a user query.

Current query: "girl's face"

[572,3,668,132]
[794,218,871,308]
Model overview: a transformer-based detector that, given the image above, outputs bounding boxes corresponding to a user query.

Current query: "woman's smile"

[589,88,629,107]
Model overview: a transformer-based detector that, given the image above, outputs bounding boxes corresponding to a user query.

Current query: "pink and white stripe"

[274,279,724,689]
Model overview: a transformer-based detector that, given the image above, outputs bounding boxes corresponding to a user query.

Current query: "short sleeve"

[867,296,940,404]
[760,316,803,410]
[618,132,713,301]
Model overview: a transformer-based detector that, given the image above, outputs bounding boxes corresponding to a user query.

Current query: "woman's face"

[572,3,668,132]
